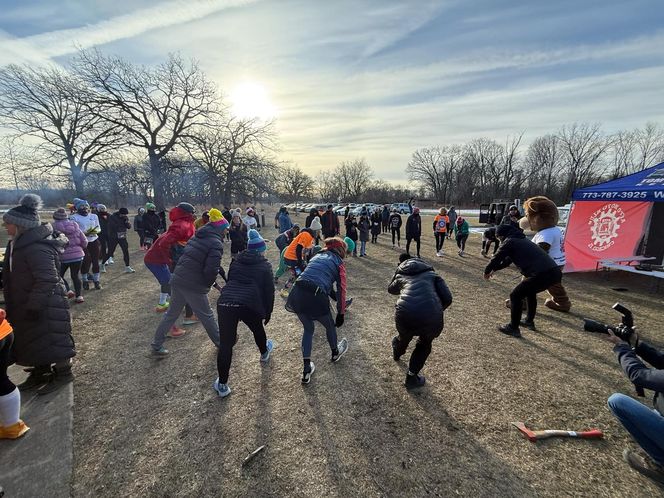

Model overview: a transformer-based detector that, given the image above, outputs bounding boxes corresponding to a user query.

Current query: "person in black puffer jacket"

[150,210,229,355]
[213,229,275,398]
[142,203,161,249]
[388,254,452,388]
[107,208,134,272]
[484,224,561,338]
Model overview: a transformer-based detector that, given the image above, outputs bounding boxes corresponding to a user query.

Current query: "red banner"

[564,201,652,272]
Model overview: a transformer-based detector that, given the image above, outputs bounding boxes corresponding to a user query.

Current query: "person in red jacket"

[144,203,196,318]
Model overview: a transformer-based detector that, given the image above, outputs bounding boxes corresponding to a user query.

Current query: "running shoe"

[166,326,186,338]
[182,315,199,325]
[213,378,231,398]
[331,338,348,362]
[151,346,169,357]
[155,303,169,312]
[260,339,274,363]
[74,296,85,304]
[301,362,316,384]
[405,373,426,389]
[124,266,135,273]
[66,290,75,299]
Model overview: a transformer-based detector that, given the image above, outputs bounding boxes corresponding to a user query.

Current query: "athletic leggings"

[297,311,338,359]
[82,238,101,274]
[435,232,446,252]
[456,234,468,252]
[99,235,109,263]
[391,228,401,245]
[60,260,83,297]
[406,237,420,256]
[108,237,130,266]
[217,305,268,384]
[145,262,171,294]
[136,230,145,247]
[0,334,16,396]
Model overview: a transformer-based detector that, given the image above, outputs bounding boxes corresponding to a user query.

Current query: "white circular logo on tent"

[587,203,625,252]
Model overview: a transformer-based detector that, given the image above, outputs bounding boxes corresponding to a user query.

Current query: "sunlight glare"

[229,81,276,120]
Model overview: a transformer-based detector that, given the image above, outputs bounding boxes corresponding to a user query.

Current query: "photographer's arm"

[614,343,664,392]
[634,341,664,369]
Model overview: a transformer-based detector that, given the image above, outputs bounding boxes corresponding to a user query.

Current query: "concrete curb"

[0,365,73,498]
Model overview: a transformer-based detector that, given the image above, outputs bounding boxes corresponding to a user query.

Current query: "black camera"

[583,303,634,343]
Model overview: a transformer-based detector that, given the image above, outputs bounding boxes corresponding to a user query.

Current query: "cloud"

[0,0,260,66]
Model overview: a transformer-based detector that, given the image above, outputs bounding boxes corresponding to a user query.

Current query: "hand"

[483,272,493,280]
[264,316,271,325]
[335,313,345,327]
[605,329,628,346]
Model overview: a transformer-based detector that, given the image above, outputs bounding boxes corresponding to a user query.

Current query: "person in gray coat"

[150,211,229,355]
[2,194,75,393]
[447,207,457,239]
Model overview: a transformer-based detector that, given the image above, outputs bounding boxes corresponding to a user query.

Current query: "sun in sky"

[228,81,277,121]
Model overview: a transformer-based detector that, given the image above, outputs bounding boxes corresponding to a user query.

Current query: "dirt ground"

[61,212,664,497]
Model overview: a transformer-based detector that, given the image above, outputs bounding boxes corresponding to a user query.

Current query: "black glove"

[25,309,40,322]
[335,313,344,327]
[264,316,271,325]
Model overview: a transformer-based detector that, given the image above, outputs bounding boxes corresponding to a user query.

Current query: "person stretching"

[214,229,275,397]
[453,216,470,256]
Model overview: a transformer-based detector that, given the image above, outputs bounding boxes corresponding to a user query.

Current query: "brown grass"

[68,213,663,497]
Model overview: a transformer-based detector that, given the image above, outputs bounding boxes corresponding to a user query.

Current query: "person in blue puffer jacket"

[276,206,293,234]
[285,236,350,385]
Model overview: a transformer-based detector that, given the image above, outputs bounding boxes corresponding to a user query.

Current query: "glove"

[335,313,344,327]
[264,316,271,325]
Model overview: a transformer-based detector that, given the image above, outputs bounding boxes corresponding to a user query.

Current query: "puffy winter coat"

[144,207,195,266]
[275,229,295,252]
[358,219,370,242]
[53,219,88,262]
[388,258,452,332]
[453,220,470,237]
[108,212,132,241]
[298,251,347,314]
[229,222,248,254]
[169,223,224,293]
[278,212,293,233]
[3,224,75,366]
[484,225,558,278]
[217,250,275,319]
[320,210,340,237]
[133,213,144,232]
[143,211,161,238]
[305,209,320,230]
[405,214,421,239]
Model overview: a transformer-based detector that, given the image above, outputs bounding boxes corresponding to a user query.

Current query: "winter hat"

[53,207,68,220]
[247,229,267,252]
[138,207,146,215]
[74,198,89,211]
[246,207,255,215]
[97,204,108,212]
[3,193,43,229]
[177,202,195,214]
[209,208,230,230]
[456,216,464,226]
[145,202,156,211]
[118,207,129,215]
[413,207,420,215]
[309,217,322,231]
[232,211,241,219]
[343,236,355,254]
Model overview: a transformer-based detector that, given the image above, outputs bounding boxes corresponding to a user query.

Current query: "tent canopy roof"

[572,162,664,202]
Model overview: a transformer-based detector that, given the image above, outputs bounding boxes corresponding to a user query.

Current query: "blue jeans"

[608,393,664,465]
[360,240,367,256]
[297,311,337,359]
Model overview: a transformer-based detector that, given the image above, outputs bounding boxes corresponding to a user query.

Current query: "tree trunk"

[71,161,86,197]
[149,152,166,210]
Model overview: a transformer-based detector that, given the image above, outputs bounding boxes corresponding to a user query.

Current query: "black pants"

[435,232,446,251]
[371,233,378,243]
[136,230,145,247]
[510,267,562,327]
[0,334,15,396]
[382,221,389,233]
[393,319,442,375]
[482,239,498,255]
[391,228,401,245]
[217,305,268,384]
[99,235,109,263]
[456,234,468,251]
[60,260,83,297]
[82,239,101,275]
[108,237,130,266]
[406,237,420,256]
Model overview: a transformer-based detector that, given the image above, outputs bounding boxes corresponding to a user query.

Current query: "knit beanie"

[145,202,156,211]
[309,217,322,231]
[232,211,241,219]
[209,208,230,230]
[247,229,267,252]
[53,207,69,220]
[456,216,464,226]
[3,194,42,229]
[343,236,355,254]
[97,204,108,212]
[74,198,89,211]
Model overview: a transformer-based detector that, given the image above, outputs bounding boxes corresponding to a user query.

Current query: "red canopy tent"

[564,162,664,272]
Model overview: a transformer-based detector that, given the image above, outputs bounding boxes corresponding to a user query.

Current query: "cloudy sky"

[1,0,664,182]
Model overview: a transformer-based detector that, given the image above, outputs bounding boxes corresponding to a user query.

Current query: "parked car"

[390,202,411,214]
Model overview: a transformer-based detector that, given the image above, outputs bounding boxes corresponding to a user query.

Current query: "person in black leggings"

[389,209,402,248]
[0,315,29,439]
[107,208,134,273]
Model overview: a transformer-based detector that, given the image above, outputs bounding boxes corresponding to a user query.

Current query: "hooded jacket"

[320,209,340,237]
[405,213,421,239]
[484,225,558,278]
[3,224,75,366]
[144,207,195,266]
[305,209,320,231]
[169,223,224,293]
[217,250,275,320]
[381,207,390,223]
[388,258,452,331]
[108,211,132,240]
[53,219,88,262]
[142,210,161,238]
[358,218,370,242]
[278,211,293,233]
[229,221,248,254]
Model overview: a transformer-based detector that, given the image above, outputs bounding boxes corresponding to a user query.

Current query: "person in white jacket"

[70,199,102,290]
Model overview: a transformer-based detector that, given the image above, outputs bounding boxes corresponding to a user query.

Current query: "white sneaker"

[125,266,135,273]
[436,251,442,257]
[100,263,106,273]
[213,378,231,398]
[107,257,114,265]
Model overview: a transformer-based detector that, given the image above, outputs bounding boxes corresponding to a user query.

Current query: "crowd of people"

[0,194,661,485]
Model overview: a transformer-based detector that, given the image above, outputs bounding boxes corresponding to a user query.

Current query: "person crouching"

[388,253,452,388]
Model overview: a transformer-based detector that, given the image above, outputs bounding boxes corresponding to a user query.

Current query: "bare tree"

[335,158,373,200]
[523,134,561,199]
[609,122,664,178]
[557,123,611,199]
[0,64,124,196]
[501,133,524,196]
[72,50,218,209]
[277,165,314,203]
[317,170,341,202]
[0,136,28,198]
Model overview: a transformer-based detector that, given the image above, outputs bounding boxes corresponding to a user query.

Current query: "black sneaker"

[301,362,316,384]
[37,371,74,395]
[82,281,90,291]
[331,338,348,362]
[17,370,53,391]
[405,373,426,389]
[498,323,522,338]
[520,319,536,330]
[94,281,102,290]
[392,337,402,361]
[623,449,664,484]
